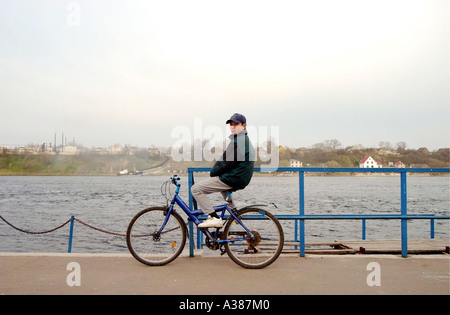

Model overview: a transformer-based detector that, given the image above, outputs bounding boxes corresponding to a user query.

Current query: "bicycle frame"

[158,179,254,245]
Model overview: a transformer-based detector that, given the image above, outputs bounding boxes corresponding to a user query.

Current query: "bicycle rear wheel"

[223,208,284,269]
[126,207,186,266]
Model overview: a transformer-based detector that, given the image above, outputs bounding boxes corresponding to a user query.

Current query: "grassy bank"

[0,153,165,175]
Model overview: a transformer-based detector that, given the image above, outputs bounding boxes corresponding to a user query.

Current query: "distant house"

[59,146,78,155]
[395,161,406,168]
[290,159,302,168]
[359,156,382,168]
[110,144,123,154]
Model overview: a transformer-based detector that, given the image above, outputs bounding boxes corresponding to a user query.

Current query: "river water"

[0,175,449,253]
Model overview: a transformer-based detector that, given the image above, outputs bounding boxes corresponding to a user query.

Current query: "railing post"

[400,171,408,258]
[430,218,435,239]
[299,171,305,257]
[68,215,74,253]
[188,219,194,257]
[362,219,366,240]
[188,169,195,257]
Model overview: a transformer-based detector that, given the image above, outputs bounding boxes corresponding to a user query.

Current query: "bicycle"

[126,176,284,269]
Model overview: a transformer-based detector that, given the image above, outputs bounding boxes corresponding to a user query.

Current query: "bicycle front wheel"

[126,207,186,266]
[223,208,284,269]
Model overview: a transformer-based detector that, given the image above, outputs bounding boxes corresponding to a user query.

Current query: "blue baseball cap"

[226,113,247,124]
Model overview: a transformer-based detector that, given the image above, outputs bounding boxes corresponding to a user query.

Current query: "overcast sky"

[1,0,449,150]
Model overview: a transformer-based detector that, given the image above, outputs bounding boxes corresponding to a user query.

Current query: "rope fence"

[0,214,126,253]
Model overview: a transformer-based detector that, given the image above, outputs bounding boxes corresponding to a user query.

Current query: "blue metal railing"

[187,167,450,258]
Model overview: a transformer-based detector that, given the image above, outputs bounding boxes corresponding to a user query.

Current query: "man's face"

[229,122,246,135]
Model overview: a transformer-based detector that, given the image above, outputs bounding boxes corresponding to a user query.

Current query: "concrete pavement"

[0,252,448,295]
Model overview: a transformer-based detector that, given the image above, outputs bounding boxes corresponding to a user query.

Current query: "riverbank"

[0,153,166,176]
[1,146,449,176]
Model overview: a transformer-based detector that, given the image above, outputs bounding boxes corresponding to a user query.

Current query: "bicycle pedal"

[219,245,226,256]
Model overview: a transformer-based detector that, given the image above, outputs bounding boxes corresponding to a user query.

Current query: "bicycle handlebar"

[171,175,181,187]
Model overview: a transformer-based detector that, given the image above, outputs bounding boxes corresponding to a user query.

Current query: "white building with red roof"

[359,156,383,168]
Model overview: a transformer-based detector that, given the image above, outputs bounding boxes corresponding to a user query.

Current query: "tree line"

[276,139,449,168]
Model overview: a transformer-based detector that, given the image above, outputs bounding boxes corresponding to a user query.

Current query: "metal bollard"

[68,216,75,253]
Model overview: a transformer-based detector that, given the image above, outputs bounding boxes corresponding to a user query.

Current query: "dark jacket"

[210,130,255,190]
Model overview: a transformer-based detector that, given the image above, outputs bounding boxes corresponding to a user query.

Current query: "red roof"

[360,156,382,165]
[360,156,369,164]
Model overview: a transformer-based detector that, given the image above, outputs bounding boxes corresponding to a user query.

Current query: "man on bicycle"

[191,113,255,228]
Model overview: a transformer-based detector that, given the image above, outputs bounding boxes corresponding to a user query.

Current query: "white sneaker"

[198,216,223,228]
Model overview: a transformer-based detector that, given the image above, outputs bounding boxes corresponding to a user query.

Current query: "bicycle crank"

[205,236,219,250]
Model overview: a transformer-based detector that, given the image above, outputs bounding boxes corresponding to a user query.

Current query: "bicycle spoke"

[127,208,186,266]
[224,208,284,269]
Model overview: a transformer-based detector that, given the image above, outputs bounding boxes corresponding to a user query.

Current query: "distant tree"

[417,147,430,155]
[396,141,407,152]
[313,139,342,150]
[324,139,342,150]
[312,142,326,150]
[278,145,291,161]
[379,141,393,149]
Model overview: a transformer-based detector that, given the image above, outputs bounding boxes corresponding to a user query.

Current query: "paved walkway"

[0,253,448,295]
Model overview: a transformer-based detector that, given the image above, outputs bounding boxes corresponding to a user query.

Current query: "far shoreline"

[1,171,448,177]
